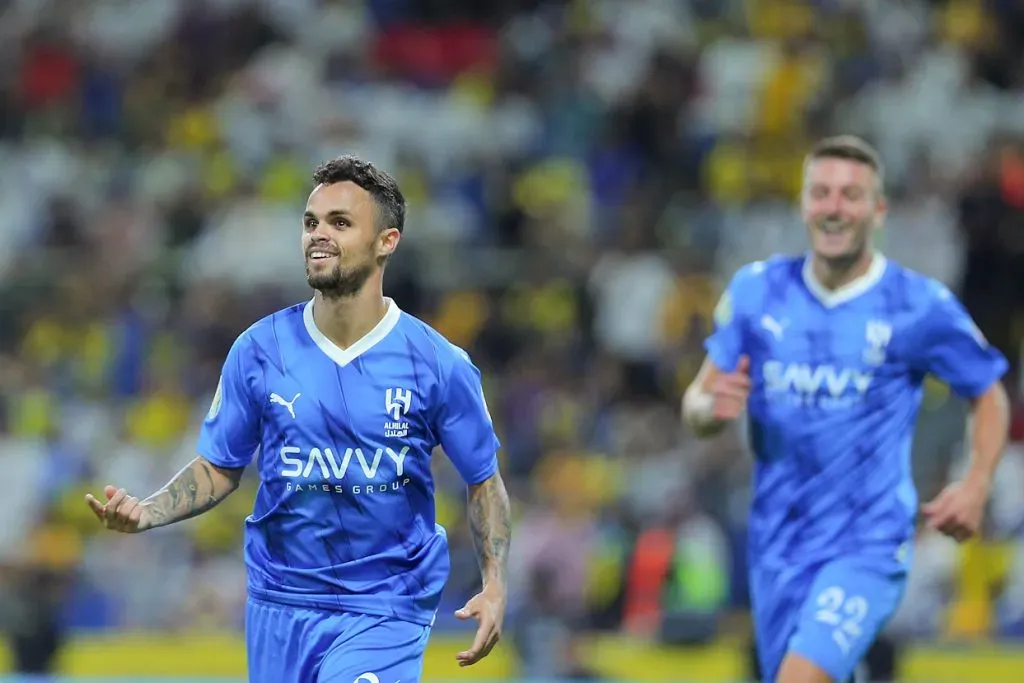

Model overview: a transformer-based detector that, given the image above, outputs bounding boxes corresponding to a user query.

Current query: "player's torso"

[740,262,923,563]
[260,355,436,499]
[745,277,923,441]
[249,312,443,551]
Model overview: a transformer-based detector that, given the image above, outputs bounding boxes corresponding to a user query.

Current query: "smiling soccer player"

[684,136,1010,683]
[86,155,511,683]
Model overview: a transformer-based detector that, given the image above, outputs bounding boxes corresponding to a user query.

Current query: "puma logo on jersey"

[761,314,788,341]
[270,392,301,419]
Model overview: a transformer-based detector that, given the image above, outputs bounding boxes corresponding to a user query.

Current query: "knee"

[775,652,835,683]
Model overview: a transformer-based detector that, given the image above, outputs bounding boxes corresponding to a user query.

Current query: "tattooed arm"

[85,456,244,533]
[467,471,512,590]
[454,470,511,667]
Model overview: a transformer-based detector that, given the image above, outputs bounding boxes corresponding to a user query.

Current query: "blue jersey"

[196,298,500,626]
[707,254,1007,569]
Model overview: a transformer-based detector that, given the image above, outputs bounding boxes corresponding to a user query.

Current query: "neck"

[811,249,875,291]
[312,283,388,350]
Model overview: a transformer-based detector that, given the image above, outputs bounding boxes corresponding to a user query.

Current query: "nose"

[818,193,846,218]
[307,225,331,242]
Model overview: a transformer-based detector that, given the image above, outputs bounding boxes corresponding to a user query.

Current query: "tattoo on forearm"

[145,458,242,528]
[468,474,511,588]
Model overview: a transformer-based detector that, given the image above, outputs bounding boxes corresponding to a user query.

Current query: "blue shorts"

[245,598,432,683]
[750,555,907,682]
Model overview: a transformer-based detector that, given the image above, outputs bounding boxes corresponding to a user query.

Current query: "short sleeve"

[911,285,1008,398]
[196,334,262,469]
[705,264,759,371]
[436,346,501,486]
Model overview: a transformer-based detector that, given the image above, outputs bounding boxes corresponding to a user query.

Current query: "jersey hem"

[748,540,912,574]
[949,357,1009,399]
[246,585,438,626]
[703,340,734,372]
[464,458,499,486]
[197,448,250,471]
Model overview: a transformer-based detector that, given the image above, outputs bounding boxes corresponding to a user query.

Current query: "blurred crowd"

[3,0,1024,678]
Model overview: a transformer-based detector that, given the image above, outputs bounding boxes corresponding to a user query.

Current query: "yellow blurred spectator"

[938,0,990,49]
[756,42,825,139]
[9,385,58,439]
[27,520,83,571]
[203,147,241,200]
[398,175,430,214]
[21,318,65,368]
[505,279,579,338]
[670,532,729,612]
[124,392,192,449]
[192,483,257,552]
[660,273,718,346]
[703,138,751,205]
[434,489,459,531]
[586,526,628,611]
[166,103,220,152]
[76,321,114,391]
[538,391,586,447]
[580,455,622,510]
[533,450,618,517]
[512,159,590,218]
[56,486,105,535]
[749,137,807,199]
[450,67,495,108]
[21,315,115,395]
[124,359,192,449]
[259,154,307,203]
[746,0,815,40]
[946,540,1013,639]
[432,291,487,349]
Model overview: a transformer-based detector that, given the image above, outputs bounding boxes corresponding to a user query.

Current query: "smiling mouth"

[818,219,849,235]
[308,250,338,261]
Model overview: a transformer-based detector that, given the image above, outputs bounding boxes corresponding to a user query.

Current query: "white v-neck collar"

[802,252,887,308]
[303,297,401,367]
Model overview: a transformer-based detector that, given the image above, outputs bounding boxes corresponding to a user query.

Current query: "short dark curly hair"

[311,155,406,234]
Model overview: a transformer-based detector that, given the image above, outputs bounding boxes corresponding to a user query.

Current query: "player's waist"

[748,535,912,570]
[246,584,438,626]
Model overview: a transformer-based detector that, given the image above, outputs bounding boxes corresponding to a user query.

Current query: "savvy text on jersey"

[280,445,412,495]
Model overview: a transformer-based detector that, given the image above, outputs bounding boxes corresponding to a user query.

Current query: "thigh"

[750,566,807,682]
[245,599,327,683]
[318,614,431,683]
[788,558,907,682]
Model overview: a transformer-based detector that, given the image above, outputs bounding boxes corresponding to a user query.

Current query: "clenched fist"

[709,355,751,421]
[85,485,153,533]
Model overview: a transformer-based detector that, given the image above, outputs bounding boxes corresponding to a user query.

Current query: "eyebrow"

[303,209,353,220]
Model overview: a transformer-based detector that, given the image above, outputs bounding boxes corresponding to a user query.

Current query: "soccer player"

[682,136,1010,683]
[85,156,512,683]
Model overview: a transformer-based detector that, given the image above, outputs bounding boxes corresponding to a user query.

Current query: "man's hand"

[709,355,751,421]
[461,472,510,666]
[85,457,243,533]
[454,586,505,667]
[921,477,990,543]
[85,485,154,533]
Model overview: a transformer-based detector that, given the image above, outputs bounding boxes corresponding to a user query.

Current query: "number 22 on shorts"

[813,586,869,656]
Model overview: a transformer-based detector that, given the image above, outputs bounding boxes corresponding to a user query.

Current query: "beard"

[306,259,374,299]
[813,215,873,267]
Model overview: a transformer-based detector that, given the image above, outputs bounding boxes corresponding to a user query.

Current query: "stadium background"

[2,0,1024,681]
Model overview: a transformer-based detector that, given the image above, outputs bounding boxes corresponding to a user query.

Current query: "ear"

[873,193,888,229]
[378,227,401,259]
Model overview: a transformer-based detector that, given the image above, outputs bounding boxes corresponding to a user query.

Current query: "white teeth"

[310,252,333,259]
